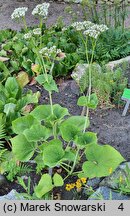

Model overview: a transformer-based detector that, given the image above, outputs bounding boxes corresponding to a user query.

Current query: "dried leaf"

[16,71,30,88]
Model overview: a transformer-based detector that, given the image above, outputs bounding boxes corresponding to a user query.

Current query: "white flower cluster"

[11,7,28,20]
[33,28,42,35]
[71,21,93,31]
[71,21,108,39]
[24,32,32,39]
[39,46,62,58]
[84,24,109,39]
[32,3,50,18]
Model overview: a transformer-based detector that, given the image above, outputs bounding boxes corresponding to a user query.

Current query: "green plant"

[81,0,129,30]
[0,76,40,135]
[115,165,130,195]
[9,21,125,199]
[73,64,128,107]
[17,173,64,199]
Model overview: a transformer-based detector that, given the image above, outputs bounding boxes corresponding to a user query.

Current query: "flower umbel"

[33,28,42,35]
[11,7,28,20]
[24,32,32,40]
[71,21,108,39]
[32,3,50,18]
[39,46,62,58]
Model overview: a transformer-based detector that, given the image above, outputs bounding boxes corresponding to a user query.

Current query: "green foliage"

[0,25,130,78]
[4,162,32,182]
[79,144,125,179]
[77,93,98,109]
[34,173,63,198]
[0,77,40,134]
[60,116,88,142]
[75,132,97,148]
[117,164,130,195]
[95,28,130,63]
[36,74,58,92]
[74,65,128,107]
[81,0,129,29]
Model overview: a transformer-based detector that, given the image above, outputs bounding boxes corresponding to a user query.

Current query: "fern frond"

[0,123,6,147]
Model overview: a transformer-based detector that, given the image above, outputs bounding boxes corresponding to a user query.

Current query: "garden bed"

[0,0,130,200]
[0,79,130,199]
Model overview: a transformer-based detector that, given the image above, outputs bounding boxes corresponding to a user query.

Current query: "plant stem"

[69,147,80,175]
[49,92,53,115]
[83,38,97,133]
[22,17,28,32]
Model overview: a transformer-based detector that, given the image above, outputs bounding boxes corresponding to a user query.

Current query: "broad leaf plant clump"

[0,2,127,199]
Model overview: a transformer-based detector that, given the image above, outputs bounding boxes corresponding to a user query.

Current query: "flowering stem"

[39,17,43,48]
[49,92,53,115]
[83,38,97,133]
[22,16,28,32]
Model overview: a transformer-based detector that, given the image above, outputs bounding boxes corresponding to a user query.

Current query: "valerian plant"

[10,22,125,199]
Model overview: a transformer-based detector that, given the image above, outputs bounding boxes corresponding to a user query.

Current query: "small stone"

[87,178,101,189]
[0,190,24,200]
[88,186,130,200]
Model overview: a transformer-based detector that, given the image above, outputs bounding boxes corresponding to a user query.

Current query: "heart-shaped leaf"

[82,144,125,178]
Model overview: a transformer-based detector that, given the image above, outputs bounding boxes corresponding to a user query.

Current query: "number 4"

[118,203,124,211]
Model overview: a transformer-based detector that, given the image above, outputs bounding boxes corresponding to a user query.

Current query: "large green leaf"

[31,104,69,122]
[12,114,39,134]
[53,173,64,187]
[34,174,53,198]
[75,132,97,148]
[60,116,89,142]
[82,144,125,178]
[43,140,65,167]
[23,124,51,142]
[31,105,52,121]
[11,134,36,161]
[77,93,98,109]
[5,77,19,98]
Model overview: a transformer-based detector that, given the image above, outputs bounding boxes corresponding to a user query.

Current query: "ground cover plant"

[0,1,130,200]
